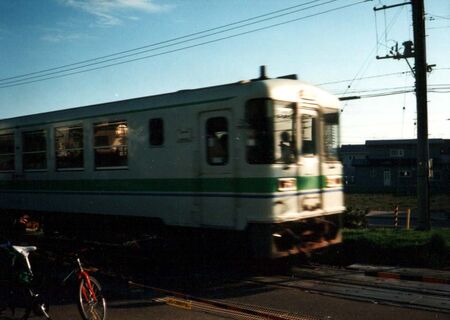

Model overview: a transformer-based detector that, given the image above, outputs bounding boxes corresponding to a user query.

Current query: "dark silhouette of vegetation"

[313,229,450,269]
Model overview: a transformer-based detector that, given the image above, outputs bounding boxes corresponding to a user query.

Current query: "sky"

[0,0,449,145]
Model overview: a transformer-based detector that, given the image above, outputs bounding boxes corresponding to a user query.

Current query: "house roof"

[340,144,366,153]
[366,139,449,146]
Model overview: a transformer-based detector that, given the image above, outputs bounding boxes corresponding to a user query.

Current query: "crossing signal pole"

[374,0,430,230]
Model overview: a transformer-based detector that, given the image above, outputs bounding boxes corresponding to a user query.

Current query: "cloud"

[41,32,82,43]
[38,26,93,43]
[59,0,172,26]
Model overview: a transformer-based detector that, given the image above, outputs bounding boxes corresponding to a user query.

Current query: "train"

[0,67,344,258]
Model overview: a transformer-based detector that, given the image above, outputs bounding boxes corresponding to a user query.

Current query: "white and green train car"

[0,70,344,258]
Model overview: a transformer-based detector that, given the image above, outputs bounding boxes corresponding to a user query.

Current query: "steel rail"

[129,281,319,320]
[290,265,450,297]
[246,271,450,314]
[32,234,450,315]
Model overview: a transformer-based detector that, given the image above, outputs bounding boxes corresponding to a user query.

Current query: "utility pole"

[412,0,430,230]
[374,0,430,230]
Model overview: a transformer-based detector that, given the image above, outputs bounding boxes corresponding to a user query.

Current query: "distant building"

[340,139,450,194]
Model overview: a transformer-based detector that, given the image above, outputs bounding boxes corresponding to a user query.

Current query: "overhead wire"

[0,0,370,89]
[0,0,327,84]
[339,3,405,111]
[426,12,450,30]
[427,13,450,20]
[335,83,450,95]
[317,70,411,85]
[401,67,409,138]
[373,2,382,57]
[337,87,450,100]
[317,67,449,86]
[427,25,450,30]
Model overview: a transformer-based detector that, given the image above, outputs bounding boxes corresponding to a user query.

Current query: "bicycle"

[0,241,51,320]
[60,249,107,320]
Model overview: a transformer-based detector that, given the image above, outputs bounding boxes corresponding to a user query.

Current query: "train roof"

[0,76,339,130]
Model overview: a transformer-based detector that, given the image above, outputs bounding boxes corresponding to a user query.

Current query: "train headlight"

[278,178,297,192]
[326,176,342,188]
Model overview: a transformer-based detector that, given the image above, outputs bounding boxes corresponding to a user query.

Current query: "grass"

[344,228,450,247]
[345,193,450,213]
[313,228,450,269]
[329,193,450,268]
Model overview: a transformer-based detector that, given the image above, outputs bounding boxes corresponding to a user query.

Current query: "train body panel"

[0,75,344,257]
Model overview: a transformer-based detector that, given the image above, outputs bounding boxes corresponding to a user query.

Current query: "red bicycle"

[61,250,106,320]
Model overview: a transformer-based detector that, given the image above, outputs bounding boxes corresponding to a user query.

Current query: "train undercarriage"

[0,209,342,259]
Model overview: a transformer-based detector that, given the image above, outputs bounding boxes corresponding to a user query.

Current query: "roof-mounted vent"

[251,66,298,81]
[250,65,270,81]
[259,65,269,80]
[277,74,298,80]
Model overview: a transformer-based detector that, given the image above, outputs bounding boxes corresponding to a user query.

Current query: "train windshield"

[323,111,340,160]
[246,99,297,164]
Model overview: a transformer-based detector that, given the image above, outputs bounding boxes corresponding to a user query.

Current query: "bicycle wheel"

[77,276,106,320]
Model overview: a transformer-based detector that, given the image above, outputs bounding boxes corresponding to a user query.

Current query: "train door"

[298,109,322,212]
[198,111,235,227]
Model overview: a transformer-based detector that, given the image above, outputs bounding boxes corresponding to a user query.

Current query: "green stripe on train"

[0,176,324,193]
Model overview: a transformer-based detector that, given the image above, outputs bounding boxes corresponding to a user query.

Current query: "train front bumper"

[272,214,342,257]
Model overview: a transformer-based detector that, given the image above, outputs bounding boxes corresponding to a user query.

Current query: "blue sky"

[0,0,449,144]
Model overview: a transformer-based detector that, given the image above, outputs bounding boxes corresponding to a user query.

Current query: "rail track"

[24,233,450,317]
[129,281,320,320]
[245,265,450,314]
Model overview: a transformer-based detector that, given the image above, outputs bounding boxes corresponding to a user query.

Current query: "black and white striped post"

[394,205,399,229]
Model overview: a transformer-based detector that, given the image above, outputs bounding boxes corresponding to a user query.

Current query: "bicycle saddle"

[12,245,37,257]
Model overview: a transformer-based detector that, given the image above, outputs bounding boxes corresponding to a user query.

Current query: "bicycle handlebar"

[66,247,92,259]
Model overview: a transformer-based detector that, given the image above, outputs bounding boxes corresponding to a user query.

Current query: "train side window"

[94,121,128,169]
[301,114,317,155]
[23,130,47,170]
[206,117,228,166]
[0,133,15,171]
[55,125,84,170]
[149,118,164,146]
[323,112,339,160]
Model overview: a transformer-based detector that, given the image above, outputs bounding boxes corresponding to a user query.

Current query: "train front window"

[301,114,317,155]
[246,99,296,164]
[323,112,339,160]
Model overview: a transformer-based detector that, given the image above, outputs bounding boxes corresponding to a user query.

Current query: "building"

[340,139,450,194]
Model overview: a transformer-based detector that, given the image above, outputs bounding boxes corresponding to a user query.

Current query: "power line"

[428,13,450,20]
[339,84,450,98]
[339,86,450,100]
[336,85,413,94]
[339,3,405,112]
[318,67,449,86]
[317,70,411,85]
[427,25,450,30]
[0,0,351,88]
[0,0,326,83]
